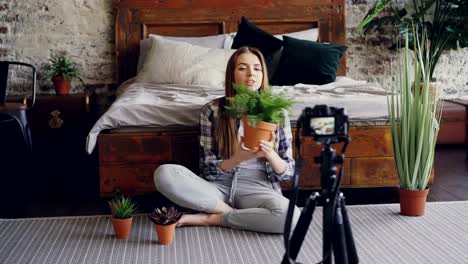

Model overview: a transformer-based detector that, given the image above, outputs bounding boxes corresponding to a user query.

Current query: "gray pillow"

[137,34,229,73]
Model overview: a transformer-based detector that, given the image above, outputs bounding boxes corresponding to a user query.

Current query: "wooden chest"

[98,125,398,196]
[28,94,97,197]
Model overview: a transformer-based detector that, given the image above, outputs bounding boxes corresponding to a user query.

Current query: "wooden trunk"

[98,126,399,196]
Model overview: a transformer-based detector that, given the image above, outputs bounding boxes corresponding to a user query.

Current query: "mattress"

[86,77,390,154]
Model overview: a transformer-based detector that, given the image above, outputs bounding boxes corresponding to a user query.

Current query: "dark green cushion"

[231,17,283,70]
[271,36,347,85]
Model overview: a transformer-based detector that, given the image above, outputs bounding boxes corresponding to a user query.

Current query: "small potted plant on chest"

[44,52,82,95]
[148,206,182,245]
[225,83,294,149]
[108,195,138,239]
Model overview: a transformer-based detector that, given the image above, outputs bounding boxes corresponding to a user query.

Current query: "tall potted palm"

[388,25,444,216]
[358,0,468,81]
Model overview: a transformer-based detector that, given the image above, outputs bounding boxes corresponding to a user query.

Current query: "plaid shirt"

[199,98,295,191]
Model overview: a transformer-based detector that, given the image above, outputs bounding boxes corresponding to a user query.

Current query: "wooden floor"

[2,145,467,219]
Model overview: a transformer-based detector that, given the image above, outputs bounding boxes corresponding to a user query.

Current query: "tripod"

[282,137,359,264]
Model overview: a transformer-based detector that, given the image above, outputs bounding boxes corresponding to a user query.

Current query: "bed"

[93,0,398,197]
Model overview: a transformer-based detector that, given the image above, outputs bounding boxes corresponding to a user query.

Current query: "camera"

[300,105,349,143]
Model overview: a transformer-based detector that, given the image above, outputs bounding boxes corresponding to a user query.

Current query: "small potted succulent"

[148,206,182,245]
[44,52,82,95]
[108,196,138,239]
[225,83,294,149]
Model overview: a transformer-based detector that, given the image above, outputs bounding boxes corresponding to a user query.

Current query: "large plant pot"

[155,223,176,245]
[111,217,133,239]
[399,188,429,216]
[52,76,71,96]
[242,116,277,150]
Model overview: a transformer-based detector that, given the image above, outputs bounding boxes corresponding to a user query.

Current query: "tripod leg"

[322,193,337,264]
[332,195,348,264]
[282,193,319,264]
[341,196,359,264]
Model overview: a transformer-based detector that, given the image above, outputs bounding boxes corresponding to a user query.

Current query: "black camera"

[300,105,349,143]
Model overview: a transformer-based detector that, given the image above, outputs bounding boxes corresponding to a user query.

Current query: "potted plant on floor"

[388,25,444,216]
[108,195,138,239]
[358,0,468,81]
[148,206,182,245]
[225,84,294,149]
[44,53,82,95]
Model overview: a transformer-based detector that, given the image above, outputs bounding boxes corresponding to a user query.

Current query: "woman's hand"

[220,138,258,172]
[233,137,258,163]
[254,132,279,161]
[256,131,287,175]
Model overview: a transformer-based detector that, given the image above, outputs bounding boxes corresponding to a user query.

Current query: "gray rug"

[1,201,468,264]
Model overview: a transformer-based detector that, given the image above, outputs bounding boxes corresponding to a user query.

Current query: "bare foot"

[176,213,223,227]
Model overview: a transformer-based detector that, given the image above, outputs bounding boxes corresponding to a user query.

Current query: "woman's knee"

[267,200,301,231]
[153,164,183,192]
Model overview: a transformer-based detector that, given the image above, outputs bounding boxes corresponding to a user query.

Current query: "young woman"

[154,47,300,233]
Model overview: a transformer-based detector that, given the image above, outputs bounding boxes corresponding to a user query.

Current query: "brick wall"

[0,0,114,94]
[1,0,467,97]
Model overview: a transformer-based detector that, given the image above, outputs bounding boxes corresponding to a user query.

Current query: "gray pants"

[154,164,300,234]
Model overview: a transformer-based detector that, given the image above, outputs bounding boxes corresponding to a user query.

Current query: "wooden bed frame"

[98,0,398,196]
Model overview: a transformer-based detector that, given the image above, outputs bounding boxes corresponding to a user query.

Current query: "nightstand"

[28,94,98,198]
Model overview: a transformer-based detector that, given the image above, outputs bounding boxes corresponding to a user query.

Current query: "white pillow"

[276,28,319,41]
[138,34,228,72]
[136,36,235,88]
[223,28,319,49]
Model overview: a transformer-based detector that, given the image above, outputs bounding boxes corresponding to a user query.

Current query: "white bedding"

[86,77,389,154]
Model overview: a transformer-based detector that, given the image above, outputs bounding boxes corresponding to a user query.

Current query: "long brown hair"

[216,47,269,159]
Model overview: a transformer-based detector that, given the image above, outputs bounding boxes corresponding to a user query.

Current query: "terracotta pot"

[52,76,71,96]
[242,116,277,150]
[399,188,429,216]
[111,217,132,239]
[155,223,176,245]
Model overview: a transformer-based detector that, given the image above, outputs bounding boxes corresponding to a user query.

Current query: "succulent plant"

[108,196,138,219]
[148,206,182,226]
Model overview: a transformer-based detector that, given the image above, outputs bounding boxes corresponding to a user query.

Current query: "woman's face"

[233,52,263,91]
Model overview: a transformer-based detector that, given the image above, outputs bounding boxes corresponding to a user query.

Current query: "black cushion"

[231,17,283,74]
[271,36,347,86]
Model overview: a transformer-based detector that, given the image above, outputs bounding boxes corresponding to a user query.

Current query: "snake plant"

[388,25,444,191]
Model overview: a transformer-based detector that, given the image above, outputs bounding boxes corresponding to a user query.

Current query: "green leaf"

[44,52,82,81]
[225,83,294,126]
[109,195,138,219]
[357,0,393,32]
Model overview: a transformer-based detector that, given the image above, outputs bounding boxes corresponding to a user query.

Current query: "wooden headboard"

[114,0,346,84]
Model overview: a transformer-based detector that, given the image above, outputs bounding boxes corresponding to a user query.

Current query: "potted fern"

[108,196,138,239]
[148,206,182,245]
[388,25,443,216]
[44,53,82,95]
[225,84,294,149]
